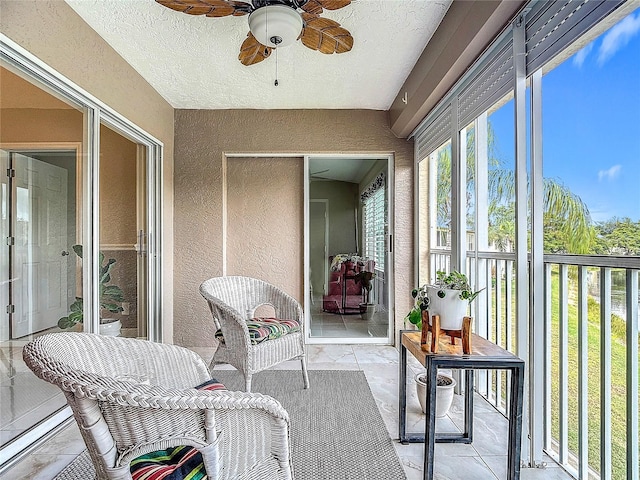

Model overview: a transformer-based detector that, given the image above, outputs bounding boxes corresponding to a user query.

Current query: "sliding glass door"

[305,155,394,344]
[0,38,163,468]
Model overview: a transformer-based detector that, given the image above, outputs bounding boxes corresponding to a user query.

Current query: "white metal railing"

[428,250,640,480]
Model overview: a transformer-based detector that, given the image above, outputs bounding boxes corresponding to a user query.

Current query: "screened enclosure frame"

[411,0,632,473]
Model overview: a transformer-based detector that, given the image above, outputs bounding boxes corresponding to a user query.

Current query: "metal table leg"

[507,364,524,480]
[423,358,437,480]
[399,342,408,443]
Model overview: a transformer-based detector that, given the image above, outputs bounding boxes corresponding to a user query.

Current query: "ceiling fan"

[155,0,354,66]
[310,168,330,180]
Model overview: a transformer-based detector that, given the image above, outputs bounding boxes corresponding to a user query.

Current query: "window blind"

[415,103,452,162]
[457,35,514,129]
[362,182,386,272]
[525,0,625,74]
[412,0,624,151]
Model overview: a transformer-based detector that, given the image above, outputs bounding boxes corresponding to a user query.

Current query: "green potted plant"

[406,270,482,417]
[57,245,125,336]
[354,270,376,320]
[405,270,483,330]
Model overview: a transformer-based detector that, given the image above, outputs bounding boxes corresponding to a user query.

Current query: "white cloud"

[597,12,640,65]
[598,165,622,181]
[572,43,593,67]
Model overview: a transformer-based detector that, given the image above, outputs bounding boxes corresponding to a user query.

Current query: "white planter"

[99,319,122,336]
[426,286,468,330]
[359,303,375,320]
[415,372,456,417]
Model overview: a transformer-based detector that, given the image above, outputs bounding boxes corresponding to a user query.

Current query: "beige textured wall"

[227,157,303,301]
[99,125,137,246]
[174,109,414,347]
[0,109,83,143]
[1,0,175,342]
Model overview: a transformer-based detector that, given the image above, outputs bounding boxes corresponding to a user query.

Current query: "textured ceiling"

[64,0,452,110]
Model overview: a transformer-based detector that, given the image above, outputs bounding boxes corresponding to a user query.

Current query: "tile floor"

[308,295,390,338]
[0,344,574,480]
[1,338,67,447]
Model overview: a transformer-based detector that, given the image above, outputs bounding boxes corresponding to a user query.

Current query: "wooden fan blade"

[155,0,252,17]
[301,0,352,14]
[239,32,272,66]
[301,0,323,15]
[300,13,354,54]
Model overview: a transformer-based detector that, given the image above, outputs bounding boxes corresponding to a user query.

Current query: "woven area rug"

[55,370,406,480]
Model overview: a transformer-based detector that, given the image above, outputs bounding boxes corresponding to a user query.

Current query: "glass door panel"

[307,156,392,342]
[98,122,147,338]
[0,66,83,450]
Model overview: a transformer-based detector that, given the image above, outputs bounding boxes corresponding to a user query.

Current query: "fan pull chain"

[275,47,279,87]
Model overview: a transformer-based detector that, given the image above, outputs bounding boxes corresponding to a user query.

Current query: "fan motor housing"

[249,4,304,48]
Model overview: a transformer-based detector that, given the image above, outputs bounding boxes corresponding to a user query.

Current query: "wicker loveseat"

[23,332,292,480]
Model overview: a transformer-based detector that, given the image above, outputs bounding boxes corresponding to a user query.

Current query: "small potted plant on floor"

[414,371,457,417]
[355,270,376,320]
[57,245,125,336]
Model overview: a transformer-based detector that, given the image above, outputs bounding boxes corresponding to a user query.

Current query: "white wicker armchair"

[200,276,310,392]
[23,332,293,480]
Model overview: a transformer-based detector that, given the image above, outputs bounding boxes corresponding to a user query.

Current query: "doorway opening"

[305,155,393,343]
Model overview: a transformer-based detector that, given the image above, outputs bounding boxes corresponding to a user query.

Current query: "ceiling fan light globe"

[248,5,303,48]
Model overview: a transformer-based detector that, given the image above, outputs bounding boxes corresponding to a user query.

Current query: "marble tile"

[395,441,427,480]
[361,363,400,435]
[0,453,79,480]
[452,409,510,456]
[432,454,499,479]
[33,424,85,456]
[482,454,575,480]
[305,344,357,364]
[353,344,399,364]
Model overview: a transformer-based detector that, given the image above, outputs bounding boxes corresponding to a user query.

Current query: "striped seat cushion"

[129,379,226,479]
[130,445,206,480]
[195,378,227,392]
[215,317,301,345]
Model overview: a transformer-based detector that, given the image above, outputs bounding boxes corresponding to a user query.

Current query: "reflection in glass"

[308,157,390,340]
[0,66,82,449]
[98,123,148,339]
[16,187,29,222]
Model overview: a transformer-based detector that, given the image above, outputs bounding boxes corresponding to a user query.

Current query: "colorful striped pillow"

[129,379,227,479]
[195,378,227,391]
[215,317,301,345]
[130,445,206,480]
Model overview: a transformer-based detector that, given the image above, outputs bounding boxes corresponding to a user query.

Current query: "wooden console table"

[398,330,525,480]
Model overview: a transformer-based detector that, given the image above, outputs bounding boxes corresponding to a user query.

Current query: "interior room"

[1,0,639,479]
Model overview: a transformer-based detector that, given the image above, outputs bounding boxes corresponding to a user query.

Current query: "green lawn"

[486,267,636,479]
[547,268,636,479]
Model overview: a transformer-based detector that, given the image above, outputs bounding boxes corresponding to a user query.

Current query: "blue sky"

[491,7,640,223]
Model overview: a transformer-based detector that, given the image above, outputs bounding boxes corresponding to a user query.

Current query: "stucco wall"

[227,157,304,301]
[1,0,175,342]
[174,109,414,347]
[99,125,137,246]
